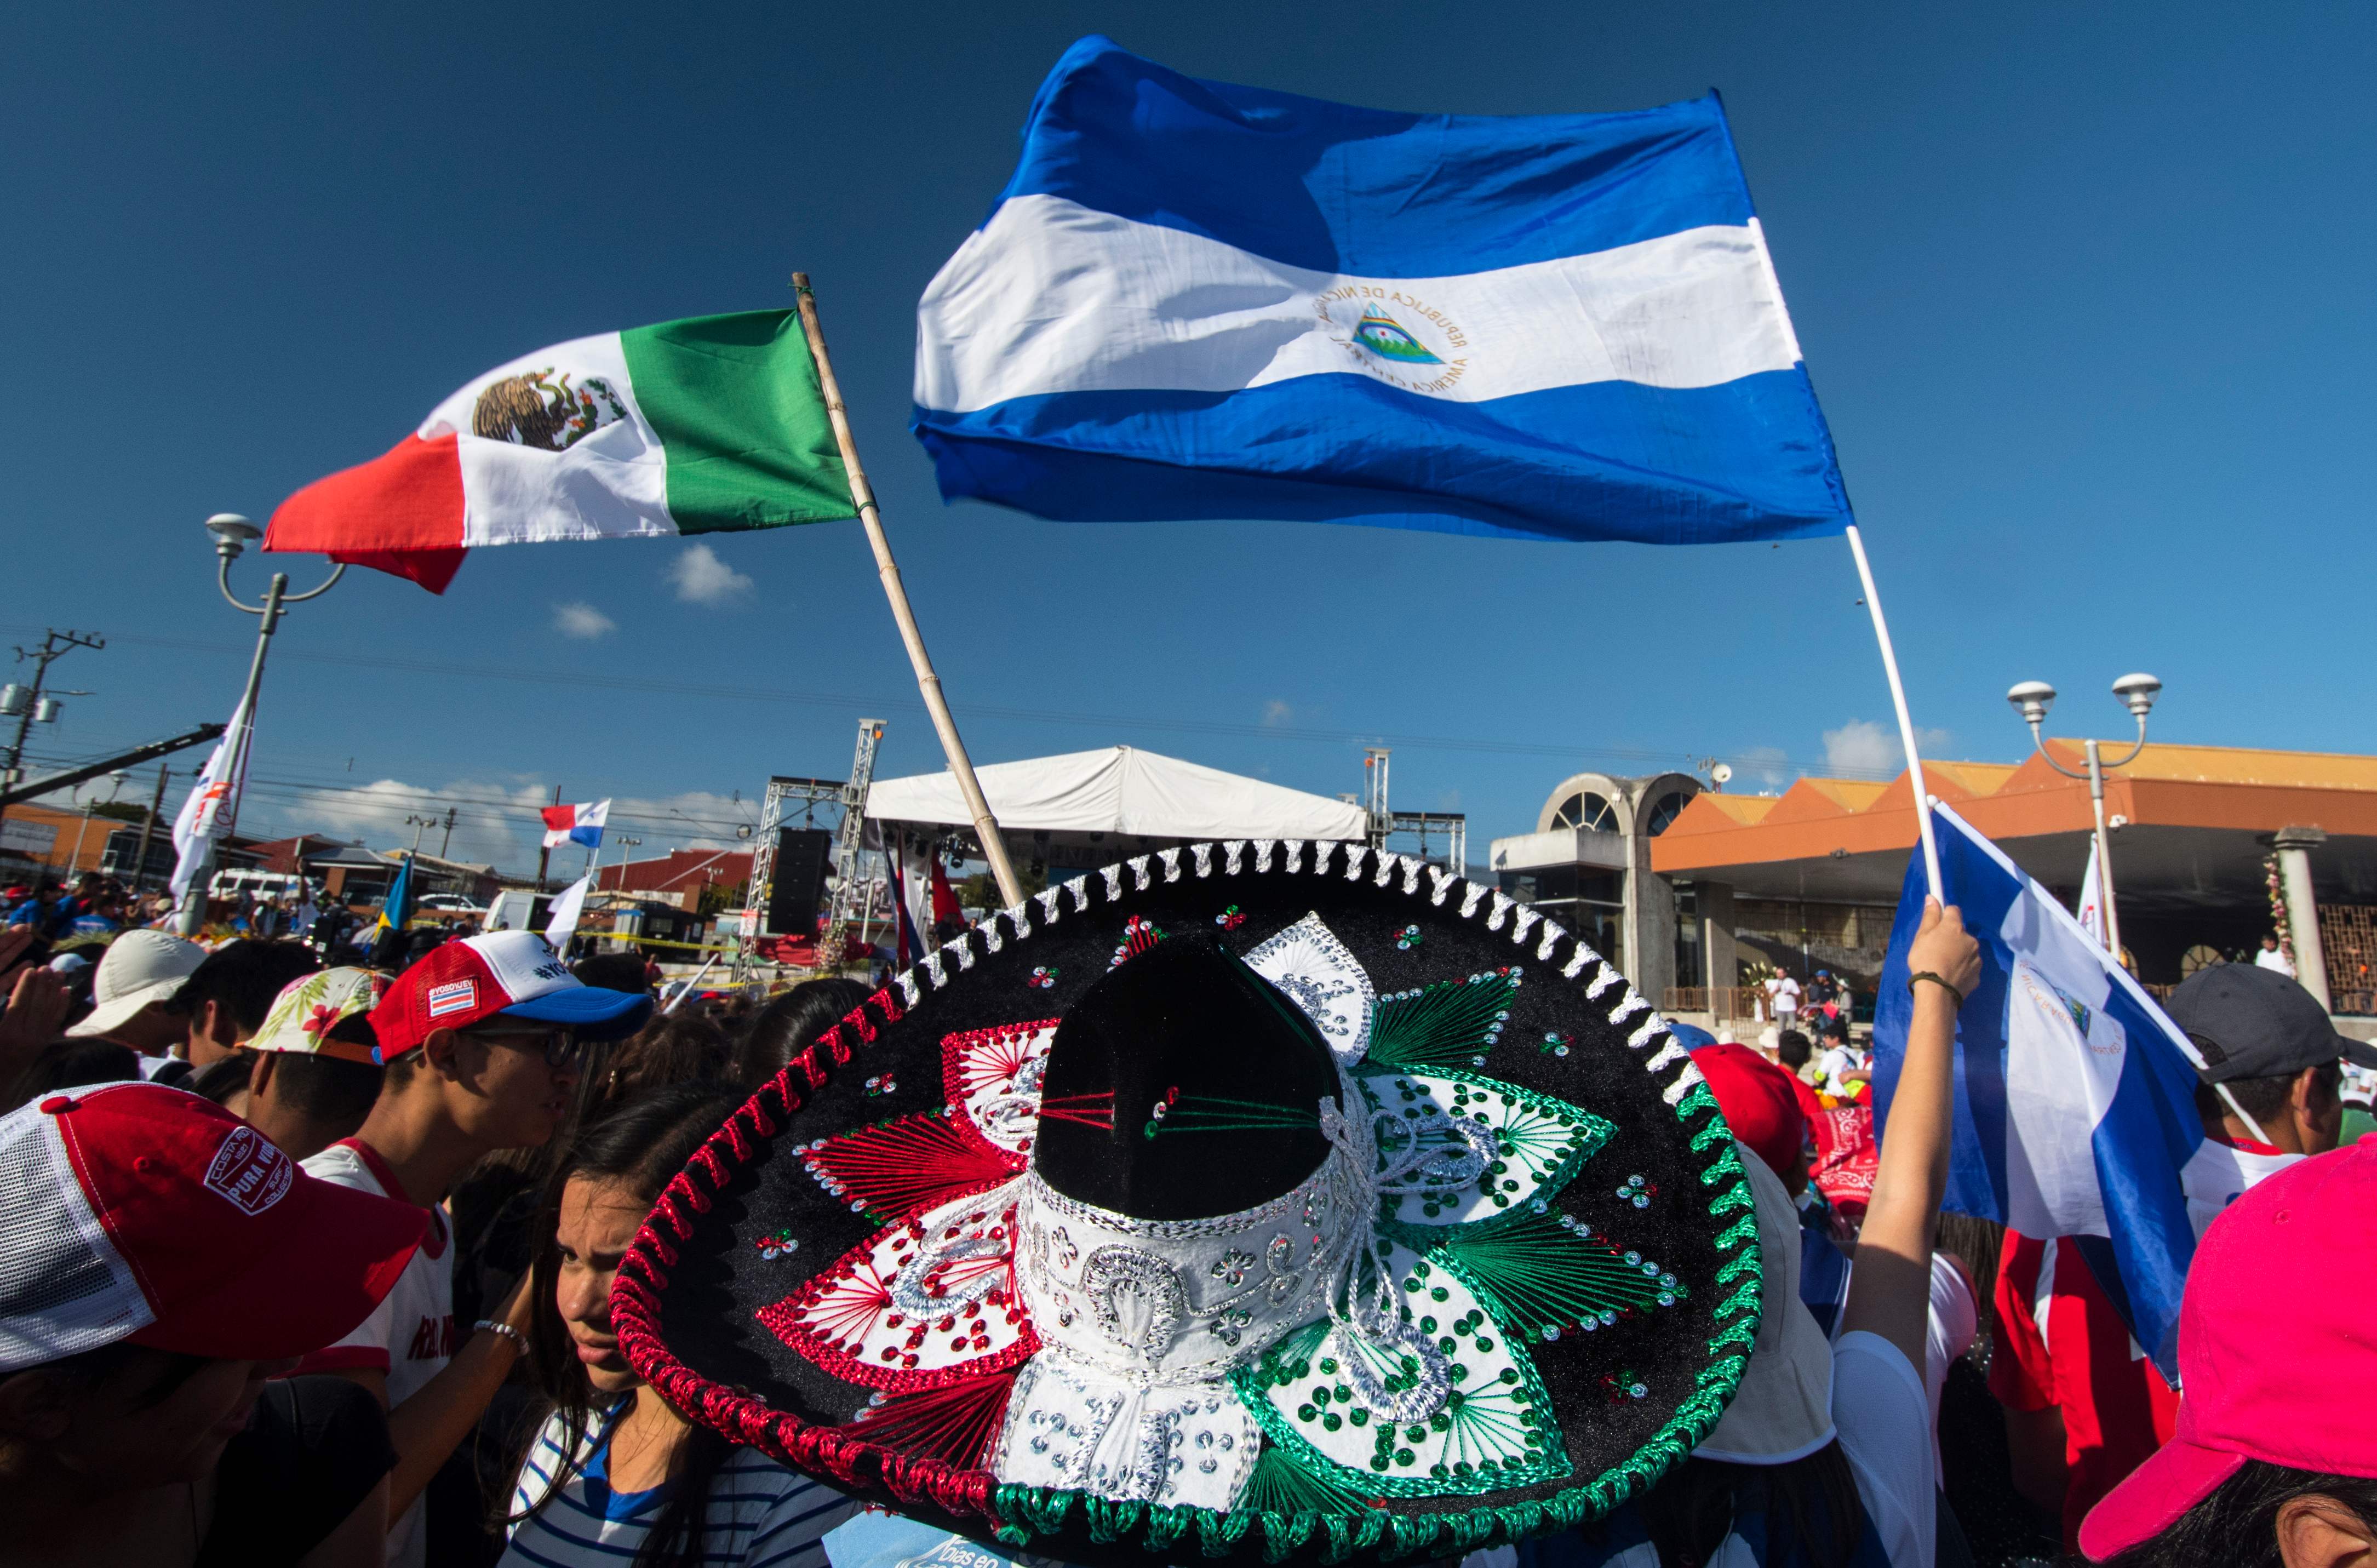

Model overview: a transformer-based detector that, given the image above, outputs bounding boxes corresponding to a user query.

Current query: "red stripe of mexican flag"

[264,311,855,593]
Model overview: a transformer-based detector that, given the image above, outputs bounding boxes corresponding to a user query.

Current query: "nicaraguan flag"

[541,799,609,850]
[912,36,1851,546]
[1871,803,2211,1380]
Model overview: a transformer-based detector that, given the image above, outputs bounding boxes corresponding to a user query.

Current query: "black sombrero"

[616,843,1759,1566]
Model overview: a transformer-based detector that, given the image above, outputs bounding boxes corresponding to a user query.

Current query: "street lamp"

[2006,672,2162,959]
[177,514,346,935]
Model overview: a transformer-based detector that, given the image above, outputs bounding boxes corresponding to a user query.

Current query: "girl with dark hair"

[730,977,869,1089]
[502,1082,851,1568]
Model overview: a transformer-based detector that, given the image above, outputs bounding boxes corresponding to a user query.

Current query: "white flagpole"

[1844,525,1942,897]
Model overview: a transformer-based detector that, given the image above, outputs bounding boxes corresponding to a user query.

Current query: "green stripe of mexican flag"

[261,310,855,592]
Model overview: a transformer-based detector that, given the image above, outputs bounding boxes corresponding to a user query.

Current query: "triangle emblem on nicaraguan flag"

[262,312,858,593]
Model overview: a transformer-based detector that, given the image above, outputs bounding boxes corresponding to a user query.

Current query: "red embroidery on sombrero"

[833,1367,1017,1470]
[939,1020,1057,1155]
[800,1109,1022,1221]
[758,1189,1037,1391]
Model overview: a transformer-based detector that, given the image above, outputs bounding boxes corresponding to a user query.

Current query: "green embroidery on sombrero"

[1672,1083,1721,1121]
[1232,1239,1571,1498]
[1697,1141,1747,1188]
[1240,1437,1375,1515]
[1366,969,1521,1074]
[1357,1067,1607,1234]
[1430,1210,1683,1342]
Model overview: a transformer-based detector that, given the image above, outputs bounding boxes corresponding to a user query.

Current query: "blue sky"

[5,4,2372,874]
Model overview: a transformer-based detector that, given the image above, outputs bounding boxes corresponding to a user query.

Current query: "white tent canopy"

[864,746,1367,850]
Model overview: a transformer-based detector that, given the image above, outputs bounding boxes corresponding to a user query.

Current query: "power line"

[0,623,1891,780]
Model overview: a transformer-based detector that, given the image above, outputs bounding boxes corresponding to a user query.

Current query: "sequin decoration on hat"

[614,843,1760,1568]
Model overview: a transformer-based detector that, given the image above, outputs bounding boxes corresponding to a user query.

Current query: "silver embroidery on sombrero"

[993,1354,1261,1509]
[758,1183,1035,1389]
[1012,1126,1368,1383]
[1245,912,1375,1065]
[1233,1237,1570,1496]
[1363,1069,1612,1229]
[941,1021,1056,1155]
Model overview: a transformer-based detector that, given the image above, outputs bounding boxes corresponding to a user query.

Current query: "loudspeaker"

[766,828,833,935]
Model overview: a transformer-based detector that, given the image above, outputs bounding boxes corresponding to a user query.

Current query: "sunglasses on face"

[466,1024,587,1072]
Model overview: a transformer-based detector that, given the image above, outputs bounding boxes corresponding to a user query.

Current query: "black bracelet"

[1907,970,1966,1006]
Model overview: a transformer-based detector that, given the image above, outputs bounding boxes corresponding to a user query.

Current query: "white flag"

[168,693,255,904]
[2075,838,2105,948]
[543,873,592,951]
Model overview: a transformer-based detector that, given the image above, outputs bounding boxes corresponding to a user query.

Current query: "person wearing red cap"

[298,930,651,1568]
[2079,1136,2377,1565]
[0,1081,424,1565]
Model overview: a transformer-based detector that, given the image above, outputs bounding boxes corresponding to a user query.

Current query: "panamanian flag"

[913,36,1851,546]
[541,799,610,850]
[1870,803,2214,1381]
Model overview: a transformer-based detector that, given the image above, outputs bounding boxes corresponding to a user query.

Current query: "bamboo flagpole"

[792,273,1026,909]
[1844,524,1943,897]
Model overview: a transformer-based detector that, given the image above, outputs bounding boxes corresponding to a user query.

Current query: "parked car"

[417,893,485,915]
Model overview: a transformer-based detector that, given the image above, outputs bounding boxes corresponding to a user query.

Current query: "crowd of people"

[2,886,2373,1568]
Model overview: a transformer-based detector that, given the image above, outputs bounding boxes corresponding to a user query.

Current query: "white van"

[482,889,557,934]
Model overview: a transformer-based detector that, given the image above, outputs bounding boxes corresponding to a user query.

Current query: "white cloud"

[1821,719,1951,779]
[553,602,617,639]
[1262,700,1294,727]
[668,542,753,604]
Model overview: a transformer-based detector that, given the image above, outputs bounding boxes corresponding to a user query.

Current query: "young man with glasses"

[297,930,652,1567]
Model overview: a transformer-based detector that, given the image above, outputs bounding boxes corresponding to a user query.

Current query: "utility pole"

[535,785,560,891]
[129,763,169,896]
[438,806,457,858]
[2,628,105,792]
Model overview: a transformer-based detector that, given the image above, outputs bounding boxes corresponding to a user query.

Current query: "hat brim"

[501,986,652,1039]
[128,1164,425,1362]
[66,977,186,1039]
[612,842,1763,1568]
[2078,1436,2247,1561]
[2340,1035,2377,1073]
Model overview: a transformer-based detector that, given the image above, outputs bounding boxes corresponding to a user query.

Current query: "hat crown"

[1033,935,1337,1221]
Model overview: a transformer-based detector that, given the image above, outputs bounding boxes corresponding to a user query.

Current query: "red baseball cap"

[2081,1138,2377,1560]
[368,930,652,1063]
[1690,1041,1808,1186]
[0,1083,425,1373]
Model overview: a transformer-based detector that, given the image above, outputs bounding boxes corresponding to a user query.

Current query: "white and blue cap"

[367,930,651,1062]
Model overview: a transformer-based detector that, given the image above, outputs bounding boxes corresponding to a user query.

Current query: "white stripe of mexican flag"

[263,312,855,592]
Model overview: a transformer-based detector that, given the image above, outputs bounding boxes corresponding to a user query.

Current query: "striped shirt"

[503,1406,854,1568]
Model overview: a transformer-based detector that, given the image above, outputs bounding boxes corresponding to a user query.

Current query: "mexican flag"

[264,311,855,593]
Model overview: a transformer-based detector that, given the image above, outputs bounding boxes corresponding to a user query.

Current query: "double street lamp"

[2006,672,2163,959]
[176,515,345,935]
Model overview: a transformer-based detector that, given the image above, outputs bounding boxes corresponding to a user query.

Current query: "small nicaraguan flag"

[1871,803,2212,1380]
[912,36,1851,547]
[541,799,610,850]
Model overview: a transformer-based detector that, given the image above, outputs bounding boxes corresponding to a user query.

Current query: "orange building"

[1643,741,2377,1017]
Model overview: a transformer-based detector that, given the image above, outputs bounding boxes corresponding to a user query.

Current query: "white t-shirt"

[1923,1255,1978,1488]
[1818,1045,1861,1096]
[299,1137,454,1568]
[2253,946,2295,976]
[506,1406,852,1568]
[1769,977,1802,1016]
[2180,1135,2302,1241]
